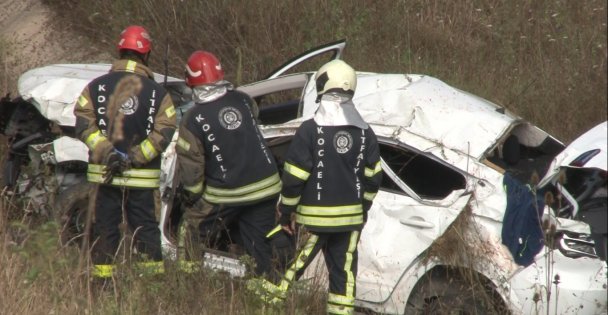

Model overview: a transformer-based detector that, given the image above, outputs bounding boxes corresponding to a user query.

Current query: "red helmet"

[117,25,152,54]
[185,51,224,87]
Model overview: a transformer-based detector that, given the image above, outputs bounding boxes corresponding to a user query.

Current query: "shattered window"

[380,143,466,200]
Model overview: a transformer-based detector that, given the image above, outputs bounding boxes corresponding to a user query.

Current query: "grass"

[2,1,607,314]
[42,0,607,142]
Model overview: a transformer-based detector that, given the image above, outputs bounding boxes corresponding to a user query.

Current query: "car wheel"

[54,182,92,246]
[405,269,507,315]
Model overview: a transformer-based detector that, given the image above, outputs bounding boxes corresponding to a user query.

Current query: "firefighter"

[74,25,176,277]
[252,59,382,314]
[176,51,281,276]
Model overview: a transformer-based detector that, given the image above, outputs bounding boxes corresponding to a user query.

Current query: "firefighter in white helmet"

[251,59,382,314]
[176,51,282,277]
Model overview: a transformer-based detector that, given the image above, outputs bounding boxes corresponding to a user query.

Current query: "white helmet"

[315,59,357,102]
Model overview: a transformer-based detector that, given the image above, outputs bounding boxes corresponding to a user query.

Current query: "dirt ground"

[0,0,111,96]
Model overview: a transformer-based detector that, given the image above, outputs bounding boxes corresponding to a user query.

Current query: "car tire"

[405,269,507,315]
[54,182,93,246]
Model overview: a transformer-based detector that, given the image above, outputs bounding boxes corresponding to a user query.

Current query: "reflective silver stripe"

[280,194,300,206]
[140,139,158,161]
[203,180,281,204]
[296,214,363,227]
[205,173,280,197]
[284,162,310,181]
[364,161,382,177]
[87,173,160,188]
[184,181,203,194]
[327,303,353,315]
[88,164,160,178]
[328,293,355,306]
[363,191,377,201]
[85,130,107,151]
[298,204,362,216]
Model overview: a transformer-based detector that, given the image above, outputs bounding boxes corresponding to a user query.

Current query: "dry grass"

[41,0,607,142]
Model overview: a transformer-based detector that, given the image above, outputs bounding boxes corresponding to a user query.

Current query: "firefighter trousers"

[280,230,361,315]
[92,185,163,265]
[185,197,277,276]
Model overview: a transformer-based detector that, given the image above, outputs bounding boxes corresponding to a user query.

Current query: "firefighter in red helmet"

[74,25,176,278]
[176,50,283,277]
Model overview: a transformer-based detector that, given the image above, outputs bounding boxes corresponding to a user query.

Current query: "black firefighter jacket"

[74,59,177,189]
[280,119,382,233]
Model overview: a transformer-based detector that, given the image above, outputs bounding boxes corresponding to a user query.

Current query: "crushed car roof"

[17,64,181,126]
[301,73,519,159]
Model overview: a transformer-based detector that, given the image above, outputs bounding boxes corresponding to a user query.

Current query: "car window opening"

[379,144,466,200]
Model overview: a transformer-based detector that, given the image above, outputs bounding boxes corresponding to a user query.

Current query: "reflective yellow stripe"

[296,214,363,227]
[205,173,280,197]
[281,194,300,206]
[136,261,165,275]
[126,60,137,72]
[78,95,88,107]
[203,180,281,204]
[363,191,377,201]
[328,293,355,306]
[298,204,362,216]
[92,264,114,278]
[327,304,354,315]
[284,162,310,181]
[85,130,107,151]
[184,181,203,194]
[87,173,160,188]
[281,234,318,291]
[345,231,359,298]
[177,137,190,151]
[266,225,282,238]
[140,139,158,161]
[364,161,382,177]
[165,106,176,118]
[88,164,160,178]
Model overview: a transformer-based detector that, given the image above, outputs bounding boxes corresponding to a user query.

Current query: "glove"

[102,149,130,184]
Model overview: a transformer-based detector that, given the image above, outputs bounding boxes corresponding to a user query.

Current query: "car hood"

[301,73,518,160]
[17,63,182,126]
[539,121,607,187]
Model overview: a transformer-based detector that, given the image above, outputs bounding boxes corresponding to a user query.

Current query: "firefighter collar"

[192,80,234,104]
[314,94,368,129]
[111,59,155,79]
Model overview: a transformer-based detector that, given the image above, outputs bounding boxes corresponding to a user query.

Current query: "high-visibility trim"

[165,106,176,118]
[327,303,354,315]
[281,234,319,291]
[78,95,88,107]
[88,164,160,178]
[136,261,165,274]
[126,60,137,72]
[298,204,363,216]
[363,191,377,201]
[140,139,158,161]
[87,173,160,188]
[296,214,363,227]
[92,264,115,278]
[184,181,203,194]
[284,162,310,181]
[177,137,191,151]
[364,161,382,177]
[328,293,355,306]
[266,225,282,238]
[344,231,359,298]
[205,173,280,197]
[85,130,107,151]
[280,194,300,206]
[203,180,281,204]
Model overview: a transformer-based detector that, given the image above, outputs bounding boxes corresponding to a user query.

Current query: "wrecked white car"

[3,41,606,314]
